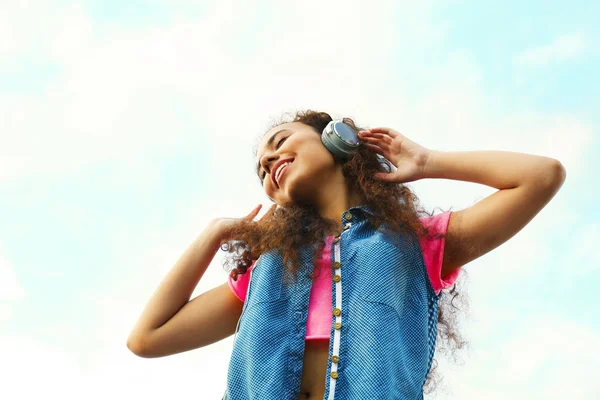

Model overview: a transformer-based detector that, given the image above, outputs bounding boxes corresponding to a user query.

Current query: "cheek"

[291,155,336,186]
[304,145,336,171]
[264,177,286,200]
[262,140,333,194]
[264,179,276,195]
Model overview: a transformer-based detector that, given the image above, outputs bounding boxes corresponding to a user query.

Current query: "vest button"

[333,308,341,316]
[345,213,353,220]
[330,371,339,379]
[332,262,341,269]
[334,322,342,330]
[333,275,341,282]
[331,355,340,363]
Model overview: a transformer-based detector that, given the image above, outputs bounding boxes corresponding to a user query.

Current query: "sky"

[1,0,598,398]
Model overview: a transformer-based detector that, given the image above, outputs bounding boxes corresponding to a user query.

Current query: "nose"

[260,154,279,176]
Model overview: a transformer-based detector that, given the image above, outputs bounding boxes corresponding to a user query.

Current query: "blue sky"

[1,0,598,398]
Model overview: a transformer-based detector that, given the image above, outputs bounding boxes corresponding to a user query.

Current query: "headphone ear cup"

[322,120,360,159]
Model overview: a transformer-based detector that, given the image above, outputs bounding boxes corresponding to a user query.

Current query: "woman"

[127,110,566,399]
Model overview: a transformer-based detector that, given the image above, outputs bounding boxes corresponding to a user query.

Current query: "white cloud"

[514,31,587,67]
[1,336,81,399]
[1,333,227,400]
[0,1,253,181]
[0,255,24,300]
[432,316,600,399]
[0,254,25,323]
[78,289,234,399]
[0,1,596,399]
[570,223,600,276]
[1,1,592,186]
[0,0,79,64]
[46,3,93,62]
[0,0,442,182]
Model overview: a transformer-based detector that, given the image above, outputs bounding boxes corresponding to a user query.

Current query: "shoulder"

[418,211,451,233]
[226,260,257,302]
[417,211,461,295]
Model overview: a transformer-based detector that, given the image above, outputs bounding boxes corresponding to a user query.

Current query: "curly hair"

[218,109,469,394]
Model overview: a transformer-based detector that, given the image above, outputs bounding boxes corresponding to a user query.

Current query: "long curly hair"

[219,109,469,394]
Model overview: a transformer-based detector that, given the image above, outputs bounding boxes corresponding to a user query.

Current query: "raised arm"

[127,204,269,358]
[126,220,244,358]
[358,127,566,280]
[423,150,566,277]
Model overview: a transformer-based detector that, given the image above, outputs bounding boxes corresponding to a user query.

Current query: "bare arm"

[126,204,271,357]
[357,127,566,279]
[126,220,243,358]
[422,150,566,276]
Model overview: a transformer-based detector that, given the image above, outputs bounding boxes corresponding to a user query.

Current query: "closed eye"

[260,136,288,182]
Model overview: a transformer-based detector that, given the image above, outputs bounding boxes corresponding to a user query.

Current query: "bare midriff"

[297,338,330,400]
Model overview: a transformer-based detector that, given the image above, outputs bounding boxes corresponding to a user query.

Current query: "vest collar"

[341,204,377,223]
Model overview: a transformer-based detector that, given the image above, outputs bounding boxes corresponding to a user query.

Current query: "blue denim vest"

[225,205,441,399]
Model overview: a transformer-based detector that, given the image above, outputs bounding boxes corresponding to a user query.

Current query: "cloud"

[77,290,234,399]
[0,1,596,399]
[514,32,587,67]
[0,254,25,323]
[433,316,600,399]
[0,255,24,299]
[569,222,600,276]
[1,1,592,187]
[0,0,442,183]
[1,336,81,398]
[0,0,253,181]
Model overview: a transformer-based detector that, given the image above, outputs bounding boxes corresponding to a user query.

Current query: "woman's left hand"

[358,127,431,184]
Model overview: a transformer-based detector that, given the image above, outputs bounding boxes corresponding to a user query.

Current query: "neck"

[314,169,365,234]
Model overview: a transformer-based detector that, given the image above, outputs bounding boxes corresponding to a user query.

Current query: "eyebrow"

[256,129,290,178]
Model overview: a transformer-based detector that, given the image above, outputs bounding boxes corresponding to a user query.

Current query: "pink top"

[227,211,462,340]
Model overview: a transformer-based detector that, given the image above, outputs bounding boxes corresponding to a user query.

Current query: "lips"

[272,158,294,188]
[276,163,291,187]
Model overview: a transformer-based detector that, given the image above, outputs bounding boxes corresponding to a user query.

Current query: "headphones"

[255,117,363,220]
[321,119,361,159]
[266,120,361,202]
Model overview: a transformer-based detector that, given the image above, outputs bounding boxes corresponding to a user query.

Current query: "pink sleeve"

[418,211,462,296]
[227,260,257,302]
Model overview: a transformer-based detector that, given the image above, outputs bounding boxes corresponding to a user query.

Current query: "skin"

[128,120,565,400]
[359,127,566,277]
[256,121,367,232]
[255,121,368,397]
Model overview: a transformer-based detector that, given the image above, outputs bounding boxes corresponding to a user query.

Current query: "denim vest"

[225,205,441,399]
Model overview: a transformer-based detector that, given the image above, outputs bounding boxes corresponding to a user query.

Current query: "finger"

[245,204,262,220]
[358,130,375,138]
[361,132,392,145]
[369,127,399,139]
[373,172,397,183]
[363,142,385,155]
[361,136,392,152]
[360,133,393,144]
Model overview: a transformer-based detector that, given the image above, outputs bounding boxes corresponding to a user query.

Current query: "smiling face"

[256,121,342,208]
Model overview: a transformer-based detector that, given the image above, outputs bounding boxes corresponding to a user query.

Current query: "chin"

[278,166,327,205]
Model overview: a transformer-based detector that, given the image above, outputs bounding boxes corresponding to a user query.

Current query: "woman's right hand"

[211,203,277,242]
[127,204,278,358]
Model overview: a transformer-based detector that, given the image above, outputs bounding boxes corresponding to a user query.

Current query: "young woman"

[127,110,566,399]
